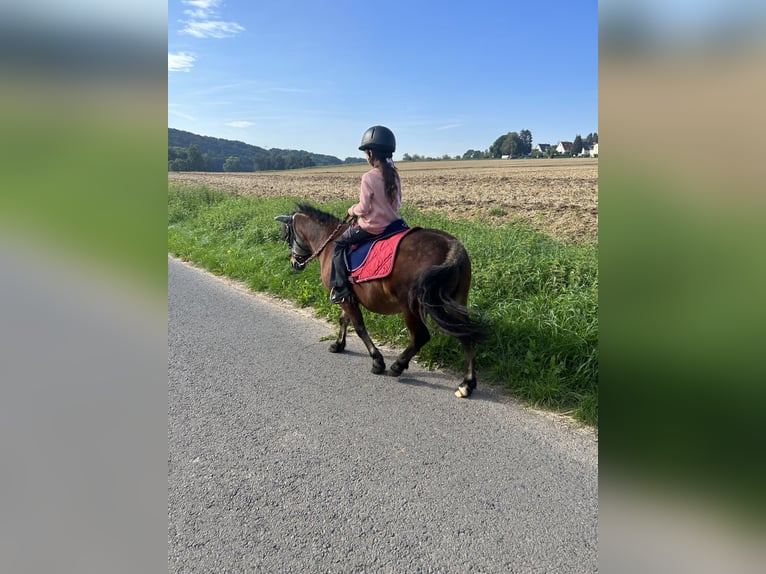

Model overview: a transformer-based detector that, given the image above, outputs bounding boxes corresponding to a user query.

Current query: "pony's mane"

[296,203,340,226]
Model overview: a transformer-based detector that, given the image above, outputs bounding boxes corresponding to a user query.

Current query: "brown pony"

[276,203,489,398]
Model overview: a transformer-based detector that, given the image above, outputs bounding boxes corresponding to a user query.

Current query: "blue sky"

[168,0,598,160]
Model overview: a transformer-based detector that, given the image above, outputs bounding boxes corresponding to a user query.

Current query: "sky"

[168,0,598,160]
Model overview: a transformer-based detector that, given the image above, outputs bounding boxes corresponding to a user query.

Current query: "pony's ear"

[275,215,291,223]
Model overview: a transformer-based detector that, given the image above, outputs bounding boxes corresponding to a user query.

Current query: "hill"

[168,128,358,172]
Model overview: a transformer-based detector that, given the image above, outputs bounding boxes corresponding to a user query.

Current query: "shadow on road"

[333,349,516,406]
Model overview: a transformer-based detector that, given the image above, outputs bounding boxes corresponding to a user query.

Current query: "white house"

[577,145,591,157]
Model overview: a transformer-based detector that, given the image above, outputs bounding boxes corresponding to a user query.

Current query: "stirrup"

[330,288,351,304]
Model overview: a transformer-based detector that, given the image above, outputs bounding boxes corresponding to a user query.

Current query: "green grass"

[1,106,167,295]
[168,183,598,425]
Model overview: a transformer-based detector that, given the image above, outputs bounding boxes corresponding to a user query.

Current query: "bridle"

[282,214,313,268]
[276,213,351,270]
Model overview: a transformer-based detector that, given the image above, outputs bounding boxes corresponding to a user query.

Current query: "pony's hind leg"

[329,312,350,353]
[390,309,430,377]
[454,337,478,398]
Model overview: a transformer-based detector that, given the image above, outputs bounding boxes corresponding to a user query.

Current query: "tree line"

[168,128,350,172]
[167,128,598,172]
[403,130,598,161]
[169,144,337,172]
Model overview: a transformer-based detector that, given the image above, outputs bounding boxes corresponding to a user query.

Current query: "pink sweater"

[348,168,402,234]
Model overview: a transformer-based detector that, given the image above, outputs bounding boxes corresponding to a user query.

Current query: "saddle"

[346,219,419,284]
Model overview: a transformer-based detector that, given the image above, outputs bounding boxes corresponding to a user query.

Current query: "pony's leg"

[455,338,478,398]
[343,302,386,374]
[328,312,350,353]
[390,310,430,377]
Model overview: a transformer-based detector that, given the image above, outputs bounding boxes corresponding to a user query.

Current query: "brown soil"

[168,158,598,243]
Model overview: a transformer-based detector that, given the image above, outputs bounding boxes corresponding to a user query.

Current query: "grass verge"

[168,183,598,425]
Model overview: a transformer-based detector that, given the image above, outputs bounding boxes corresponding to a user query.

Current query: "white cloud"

[183,0,218,10]
[436,123,463,131]
[168,52,196,72]
[225,121,254,128]
[181,20,245,39]
[183,9,209,19]
[179,0,244,39]
[181,0,220,18]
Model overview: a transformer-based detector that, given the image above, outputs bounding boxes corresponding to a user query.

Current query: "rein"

[295,214,353,268]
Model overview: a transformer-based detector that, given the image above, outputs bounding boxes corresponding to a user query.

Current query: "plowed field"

[168,158,598,243]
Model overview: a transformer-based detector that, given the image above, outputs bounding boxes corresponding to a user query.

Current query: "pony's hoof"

[371,363,386,375]
[329,342,345,353]
[455,384,471,398]
[371,352,386,375]
[389,362,404,377]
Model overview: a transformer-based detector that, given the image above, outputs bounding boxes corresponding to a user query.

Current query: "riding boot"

[330,224,377,303]
[329,243,352,303]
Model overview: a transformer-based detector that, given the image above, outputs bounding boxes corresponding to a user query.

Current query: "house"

[578,145,592,157]
[533,143,551,154]
[556,141,573,155]
[571,143,599,158]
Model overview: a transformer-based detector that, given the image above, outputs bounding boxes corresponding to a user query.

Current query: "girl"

[330,125,403,303]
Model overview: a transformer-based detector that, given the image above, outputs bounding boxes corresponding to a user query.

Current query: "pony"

[275,204,489,398]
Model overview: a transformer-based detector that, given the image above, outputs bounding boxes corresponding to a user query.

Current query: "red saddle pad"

[349,228,418,283]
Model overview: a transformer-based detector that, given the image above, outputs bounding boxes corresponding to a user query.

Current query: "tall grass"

[168,184,598,425]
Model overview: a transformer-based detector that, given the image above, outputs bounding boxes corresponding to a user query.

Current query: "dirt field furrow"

[168,158,598,243]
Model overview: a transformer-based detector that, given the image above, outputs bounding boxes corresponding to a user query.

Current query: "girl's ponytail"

[372,150,400,204]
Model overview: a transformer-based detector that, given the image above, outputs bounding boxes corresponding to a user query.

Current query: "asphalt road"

[168,256,598,573]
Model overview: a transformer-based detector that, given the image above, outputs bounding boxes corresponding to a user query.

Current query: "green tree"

[501,132,521,157]
[168,146,187,162]
[284,151,312,169]
[284,151,299,170]
[302,153,315,168]
[186,144,206,171]
[572,135,583,156]
[169,158,188,171]
[489,134,507,158]
[519,129,533,156]
[223,156,242,171]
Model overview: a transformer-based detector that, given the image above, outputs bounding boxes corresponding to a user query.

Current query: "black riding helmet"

[358,125,396,154]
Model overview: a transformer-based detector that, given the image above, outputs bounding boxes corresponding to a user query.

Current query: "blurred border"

[0,3,167,573]
[600,1,766,571]
[3,1,765,572]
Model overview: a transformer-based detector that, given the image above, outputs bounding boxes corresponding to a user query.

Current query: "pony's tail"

[411,241,490,344]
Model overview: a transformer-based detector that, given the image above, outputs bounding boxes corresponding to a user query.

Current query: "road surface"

[168,256,598,572]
